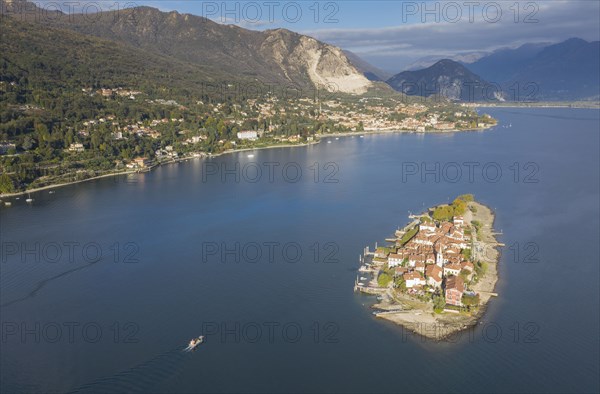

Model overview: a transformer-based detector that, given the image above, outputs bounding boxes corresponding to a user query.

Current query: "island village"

[355,195,502,340]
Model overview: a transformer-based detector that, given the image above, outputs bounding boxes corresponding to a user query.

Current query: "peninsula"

[355,195,502,340]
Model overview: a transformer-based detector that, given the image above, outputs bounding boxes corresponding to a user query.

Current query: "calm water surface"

[1,108,599,393]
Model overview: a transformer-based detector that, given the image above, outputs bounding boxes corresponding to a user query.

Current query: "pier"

[354,282,386,295]
[478,291,498,297]
[375,310,411,316]
[355,244,388,294]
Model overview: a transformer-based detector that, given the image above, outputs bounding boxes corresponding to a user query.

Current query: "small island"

[355,194,502,340]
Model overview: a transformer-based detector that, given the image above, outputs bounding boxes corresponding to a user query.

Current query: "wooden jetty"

[354,278,386,294]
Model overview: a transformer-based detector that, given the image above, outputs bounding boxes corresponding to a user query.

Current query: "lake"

[1,108,598,393]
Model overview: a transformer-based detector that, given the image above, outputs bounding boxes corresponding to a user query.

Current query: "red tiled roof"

[445,275,464,292]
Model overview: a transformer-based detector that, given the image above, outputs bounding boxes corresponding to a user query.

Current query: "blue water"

[1,108,598,393]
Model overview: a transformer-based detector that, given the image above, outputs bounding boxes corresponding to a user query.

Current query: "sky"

[32,0,600,72]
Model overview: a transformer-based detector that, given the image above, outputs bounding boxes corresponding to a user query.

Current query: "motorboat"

[184,335,204,351]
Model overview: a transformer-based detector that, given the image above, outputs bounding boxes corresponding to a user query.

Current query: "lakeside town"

[355,195,502,340]
[0,86,497,196]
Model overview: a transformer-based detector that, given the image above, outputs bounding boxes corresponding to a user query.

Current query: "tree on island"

[462,294,480,310]
[456,194,474,202]
[377,272,392,287]
[433,205,454,221]
[394,276,407,291]
[451,198,467,215]
[433,194,475,221]
[433,294,446,313]
[459,269,471,283]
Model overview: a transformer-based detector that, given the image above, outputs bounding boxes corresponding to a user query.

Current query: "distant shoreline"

[0,126,494,199]
[318,124,494,138]
[468,102,600,109]
[0,141,321,199]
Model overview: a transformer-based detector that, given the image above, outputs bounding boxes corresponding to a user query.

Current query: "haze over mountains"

[386,39,599,101]
[1,0,598,102]
[343,51,392,82]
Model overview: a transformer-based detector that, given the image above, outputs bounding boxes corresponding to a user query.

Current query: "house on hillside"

[68,143,85,152]
[134,157,151,168]
[237,130,258,140]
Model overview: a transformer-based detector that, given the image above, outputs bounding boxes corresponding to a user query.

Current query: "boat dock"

[374,310,411,316]
[479,291,498,297]
[354,282,386,295]
[395,219,419,238]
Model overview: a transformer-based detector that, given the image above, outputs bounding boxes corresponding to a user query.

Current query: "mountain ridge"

[3,1,373,95]
[386,59,502,102]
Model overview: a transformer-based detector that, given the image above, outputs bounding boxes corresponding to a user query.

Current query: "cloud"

[301,1,600,72]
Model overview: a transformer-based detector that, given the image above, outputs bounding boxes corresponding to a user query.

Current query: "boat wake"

[68,347,190,394]
[1,260,103,308]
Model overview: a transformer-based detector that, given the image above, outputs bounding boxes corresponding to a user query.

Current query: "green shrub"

[433,294,446,310]
[462,294,480,307]
[474,261,488,277]
[378,272,392,287]
[433,205,454,222]
[456,194,474,202]
[399,226,418,245]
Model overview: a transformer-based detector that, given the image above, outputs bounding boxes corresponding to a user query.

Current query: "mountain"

[467,39,599,100]
[405,52,490,71]
[7,1,371,95]
[343,50,392,82]
[465,43,549,83]
[386,59,502,102]
[0,14,258,105]
[387,38,599,101]
[505,38,600,100]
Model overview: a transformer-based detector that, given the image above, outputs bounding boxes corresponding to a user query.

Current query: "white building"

[388,253,404,267]
[237,130,258,140]
[443,263,462,277]
[419,222,436,232]
[68,143,85,152]
[403,272,425,288]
